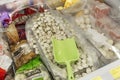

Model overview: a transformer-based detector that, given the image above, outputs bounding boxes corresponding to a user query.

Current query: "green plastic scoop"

[52,38,79,80]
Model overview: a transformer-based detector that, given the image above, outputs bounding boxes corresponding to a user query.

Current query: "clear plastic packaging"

[0,0,47,27]
[46,0,87,14]
[25,10,117,80]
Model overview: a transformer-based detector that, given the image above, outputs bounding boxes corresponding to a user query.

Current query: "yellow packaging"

[64,0,79,8]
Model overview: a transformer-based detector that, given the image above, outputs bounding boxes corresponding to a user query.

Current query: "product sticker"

[32,77,43,80]
[92,76,102,80]
[110,66,120,80]
[0,42,3,55]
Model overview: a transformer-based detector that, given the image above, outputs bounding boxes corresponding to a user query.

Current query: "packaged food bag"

[4,22,36,69]
[11,40,36,69]
[15,55,51,80]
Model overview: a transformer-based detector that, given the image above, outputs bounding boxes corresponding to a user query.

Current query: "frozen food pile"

[0,0,120,80]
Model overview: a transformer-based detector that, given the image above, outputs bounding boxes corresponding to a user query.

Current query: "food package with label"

[15,55,52,80]
[25,10,116,80]
[4,22,37,70]
[11,40,36,69]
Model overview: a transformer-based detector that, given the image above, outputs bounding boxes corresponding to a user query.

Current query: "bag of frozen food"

[15,55,51,80]
[11,40,36,69]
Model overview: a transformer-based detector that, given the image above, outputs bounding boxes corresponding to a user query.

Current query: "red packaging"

[10,6,44,41]
[11,6,44,25]
[0,68,6,80]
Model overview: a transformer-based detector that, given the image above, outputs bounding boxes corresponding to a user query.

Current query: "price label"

[92,76,102,80]
[110,66,120,79]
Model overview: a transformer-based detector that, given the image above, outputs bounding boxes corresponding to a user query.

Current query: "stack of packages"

[0,0,51,80]
[0,25,13,80]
